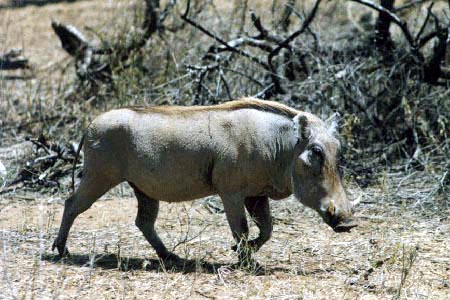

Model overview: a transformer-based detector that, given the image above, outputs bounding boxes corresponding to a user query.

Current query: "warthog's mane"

[126,97,300,118]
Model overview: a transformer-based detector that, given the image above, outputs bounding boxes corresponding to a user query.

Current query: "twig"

[208,37,275,54]
[181,0,270,70]
[250,10,269,38]
[415,2,434,42]
[159,0,176,24]
[418,31,438,48]
[252,83,275,99]
[29,139,51,155]
[279,0,297,32]
[268,0,322,94]
[250,10,284,44]
[222,67,264,87]
[219,70,232,100]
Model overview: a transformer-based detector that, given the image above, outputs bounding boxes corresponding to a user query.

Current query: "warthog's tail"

[71,134,85,192]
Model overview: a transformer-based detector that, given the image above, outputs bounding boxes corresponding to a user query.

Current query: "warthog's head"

[292,113,357,233]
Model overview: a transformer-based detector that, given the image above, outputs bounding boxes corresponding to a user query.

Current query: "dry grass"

[0,168,449,299]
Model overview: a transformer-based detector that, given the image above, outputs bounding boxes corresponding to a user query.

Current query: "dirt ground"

[1,0,449,299]
[0,176,449,299]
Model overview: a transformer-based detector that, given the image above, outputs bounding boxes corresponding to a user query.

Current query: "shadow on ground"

[0,0,77,9]
[42,252,225,274]
[42,252,292,275]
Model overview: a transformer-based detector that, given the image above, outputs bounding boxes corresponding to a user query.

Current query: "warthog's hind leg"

[130,183,179,261]
[244,196,272,251]
[52,174,116,257]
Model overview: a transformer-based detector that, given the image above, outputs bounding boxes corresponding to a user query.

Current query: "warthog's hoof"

[51,239,70,258]
[235,258,264,274]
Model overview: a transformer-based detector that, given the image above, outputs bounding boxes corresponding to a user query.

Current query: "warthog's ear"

[293,114,308,141]
[326,112,342,135]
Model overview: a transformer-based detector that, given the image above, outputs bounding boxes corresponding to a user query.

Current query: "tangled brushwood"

[2,0,449,192]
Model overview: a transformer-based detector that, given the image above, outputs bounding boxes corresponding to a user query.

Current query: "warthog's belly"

[129,176,216,202]
[124,148,217,202]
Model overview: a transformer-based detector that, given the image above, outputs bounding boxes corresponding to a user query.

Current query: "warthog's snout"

[322,209,358,233]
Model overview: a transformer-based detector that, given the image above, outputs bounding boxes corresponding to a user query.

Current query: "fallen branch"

[3,135,79,193]
[0,49,30,70]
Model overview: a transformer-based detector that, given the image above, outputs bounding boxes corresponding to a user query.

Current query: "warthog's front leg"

[230,196,272,253]
[130,183,179,261]
[220,194,253,263]
[244,196,272,251]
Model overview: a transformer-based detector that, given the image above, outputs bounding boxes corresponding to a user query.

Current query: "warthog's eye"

[311,145,323,159]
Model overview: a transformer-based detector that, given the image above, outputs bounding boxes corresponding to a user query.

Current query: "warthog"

[52,98,356,262]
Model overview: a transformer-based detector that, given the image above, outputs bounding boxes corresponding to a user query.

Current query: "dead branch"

[268,0,322,60]
[3,135,79,193]
[252,83,275,99]
[186,63,218,104]
[182,0,321,99]
[250,11,284,44]
[418,31,438,48]
[0,49,30,70]
[279,0,296,32]
[181,0,270,70]
[414,2,434,43]
[126,0,160,56]
[250,10,269,38]
[207,37,275,54]
[186,61,234,103]
[267,0,322,94]
[288,6,319,51]
[222,67,265,87]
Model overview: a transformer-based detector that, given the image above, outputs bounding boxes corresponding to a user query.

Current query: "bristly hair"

[125,97,300,118]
